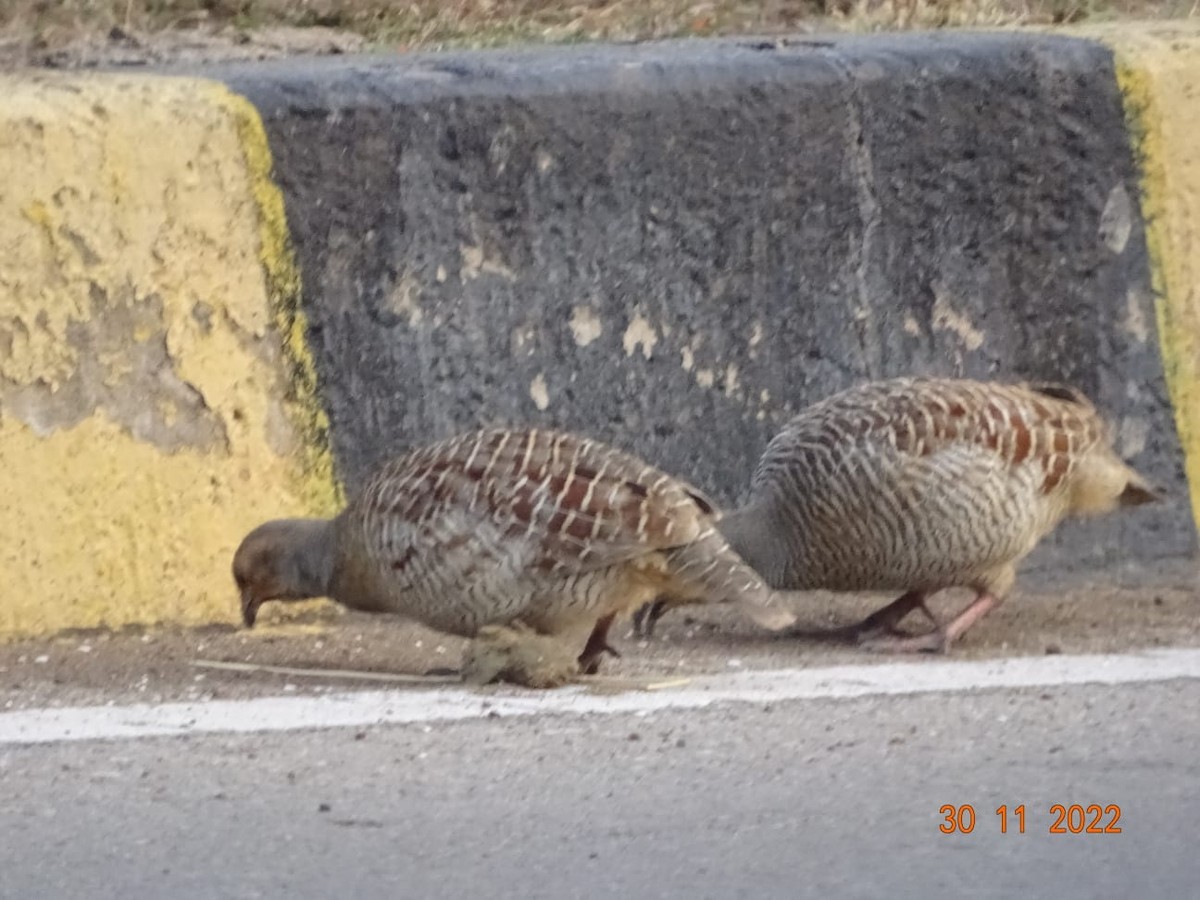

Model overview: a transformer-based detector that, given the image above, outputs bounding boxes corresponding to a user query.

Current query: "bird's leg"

[631,598,668,638]
[578,612,622,675]
[849,590,939,639]
[858,591,1001,654]
[791,590,935,643]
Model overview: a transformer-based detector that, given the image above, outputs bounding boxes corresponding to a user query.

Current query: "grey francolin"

[634,376,1160,652]
[233,427,795,686]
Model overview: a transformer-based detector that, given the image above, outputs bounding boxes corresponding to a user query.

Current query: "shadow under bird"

[634,376,1162,652]
[232,427,795,686]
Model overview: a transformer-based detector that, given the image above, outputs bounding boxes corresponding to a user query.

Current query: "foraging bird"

[633,377,1160,652]
[233,427,795,686]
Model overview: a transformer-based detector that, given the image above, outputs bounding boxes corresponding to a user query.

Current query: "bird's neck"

[288,518,338,599]
[717,498,804,589]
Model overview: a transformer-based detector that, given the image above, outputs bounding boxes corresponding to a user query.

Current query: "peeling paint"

[931,290,985,351]
[529,372,550,410]
[903,314,922,337]
[386,272,424,326]
[0,290,228,452]
[459,243,516,282]
[680,346,695,372]
[695,368,715,389]
[568,305,602,347]
[622,313,658,359]
[1099,183,1134,254]
[510,324,537,355]
[0,74,338,637]
[1119,416,1150,458]
[724,363,740,397]
[1123,288,1150,343]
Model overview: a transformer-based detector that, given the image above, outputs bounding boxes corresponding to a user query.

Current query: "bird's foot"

[577,639,622,676]
[461,625,579,689]
[789,590,937,645]
[857,591,1000,655]
[579,612,622,675]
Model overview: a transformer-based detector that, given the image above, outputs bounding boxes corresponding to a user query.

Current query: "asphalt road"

[1,675,1197,899]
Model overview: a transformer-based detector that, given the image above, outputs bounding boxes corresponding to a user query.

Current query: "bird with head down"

[232,426,795,687]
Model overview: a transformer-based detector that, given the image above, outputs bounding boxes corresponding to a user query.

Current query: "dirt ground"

[0,572,1194,711]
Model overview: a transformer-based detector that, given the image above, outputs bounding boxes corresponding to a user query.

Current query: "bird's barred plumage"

[742,376,1134,594]
[329,427,791,638]
[637,376,1158,644]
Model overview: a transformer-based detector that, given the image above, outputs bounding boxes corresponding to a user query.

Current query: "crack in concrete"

[822,48,885,381]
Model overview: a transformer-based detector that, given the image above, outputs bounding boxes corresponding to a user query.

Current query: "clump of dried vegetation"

[0,0,1196,67]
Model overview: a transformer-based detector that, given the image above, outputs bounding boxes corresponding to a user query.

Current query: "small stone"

[1044,644,1062,655]
[627,732,641,742]
[33,656,48,665]
[318,803,331,813]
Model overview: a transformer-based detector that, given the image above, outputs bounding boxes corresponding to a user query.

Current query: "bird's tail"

[665,528,797,631]
[1119,468,1163,507]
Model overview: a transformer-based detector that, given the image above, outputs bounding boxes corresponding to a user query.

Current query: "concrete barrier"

[0,74,338,635]
[1088,24,1200,546]
[1,26,1197,636]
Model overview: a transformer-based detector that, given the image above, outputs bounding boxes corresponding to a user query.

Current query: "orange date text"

[938,804,1122,834]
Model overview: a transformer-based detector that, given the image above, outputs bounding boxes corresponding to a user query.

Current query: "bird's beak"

[241,589,260,628]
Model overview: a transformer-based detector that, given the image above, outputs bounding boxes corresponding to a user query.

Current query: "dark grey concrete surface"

[207,33,1193,570]
[1,680,1197,898]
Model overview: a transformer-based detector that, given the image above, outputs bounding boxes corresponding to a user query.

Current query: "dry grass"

[1,0,1196,63]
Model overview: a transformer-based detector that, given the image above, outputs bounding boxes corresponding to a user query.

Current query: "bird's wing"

[360,428,718,580]
[763,377,1109,497]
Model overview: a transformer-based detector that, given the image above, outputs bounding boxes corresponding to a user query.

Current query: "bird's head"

[232,518,335,627]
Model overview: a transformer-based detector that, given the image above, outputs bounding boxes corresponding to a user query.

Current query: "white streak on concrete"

[3,648,1199,746]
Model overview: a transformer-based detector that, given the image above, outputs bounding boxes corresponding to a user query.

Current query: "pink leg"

[859,592,1000,654]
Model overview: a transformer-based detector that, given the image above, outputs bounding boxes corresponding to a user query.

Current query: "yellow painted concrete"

[0,74,339,636]
[1074,22,1200,535]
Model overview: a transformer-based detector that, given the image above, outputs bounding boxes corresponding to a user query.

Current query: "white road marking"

[1,647,1199,746]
